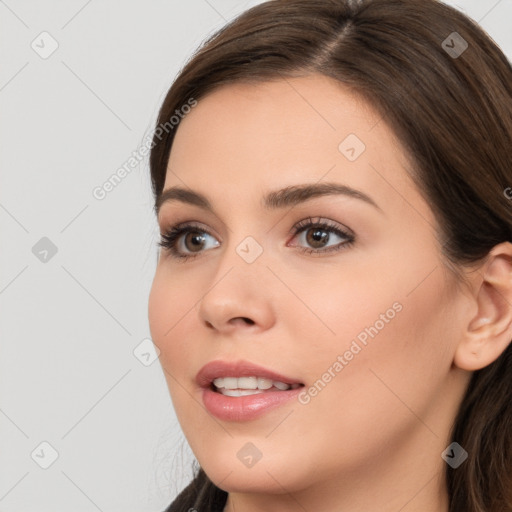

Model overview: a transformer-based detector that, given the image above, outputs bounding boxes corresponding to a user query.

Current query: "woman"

[147,0,512,510]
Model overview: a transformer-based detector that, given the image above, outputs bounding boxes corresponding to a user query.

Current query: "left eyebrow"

[155,181,383,217]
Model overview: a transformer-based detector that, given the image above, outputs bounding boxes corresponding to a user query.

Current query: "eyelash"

[158,217,355,262]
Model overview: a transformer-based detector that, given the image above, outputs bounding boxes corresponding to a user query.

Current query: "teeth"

[257,377,273,389]
[222,377,238,389]
[221,389,263,397]
[238,376,258,389]
[212,376,294,391]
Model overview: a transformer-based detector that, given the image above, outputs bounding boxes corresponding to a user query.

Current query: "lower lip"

[201,386,303,421]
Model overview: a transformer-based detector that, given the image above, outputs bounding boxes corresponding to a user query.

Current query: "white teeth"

[221,389,263,397]
[257,377,273,389]
[223,377,238,389]
[212,376,294,392]
[212,377,225,389]
[238,376,258,389]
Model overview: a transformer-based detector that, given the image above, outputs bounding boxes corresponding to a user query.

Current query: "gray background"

[1,1,510,510]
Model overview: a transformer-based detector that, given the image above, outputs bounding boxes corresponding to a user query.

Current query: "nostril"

[231,317,254,326]
[205,318,254,329]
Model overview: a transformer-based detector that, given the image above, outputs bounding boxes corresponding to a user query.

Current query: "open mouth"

[198,361,305,420]
[211,376,303,396]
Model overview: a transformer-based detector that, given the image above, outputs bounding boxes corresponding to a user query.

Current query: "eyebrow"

[155,182,383,216]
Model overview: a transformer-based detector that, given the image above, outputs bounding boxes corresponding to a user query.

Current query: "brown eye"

[159,223,220,260]
[290,217,355,255]
[183,231,208,253]
[305,227,331,249]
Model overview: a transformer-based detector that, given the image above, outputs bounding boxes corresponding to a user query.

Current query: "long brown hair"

[149,1,512,510]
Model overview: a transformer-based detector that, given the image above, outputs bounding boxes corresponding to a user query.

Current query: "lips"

[196,360,305,421]
[196,360,304,388]
[212,376,302,396]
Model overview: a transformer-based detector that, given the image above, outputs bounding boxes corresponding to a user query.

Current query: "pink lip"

[196,359,304,422]
[196,359,303,387]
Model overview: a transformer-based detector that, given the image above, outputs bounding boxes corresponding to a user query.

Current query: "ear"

[454,241,512,371]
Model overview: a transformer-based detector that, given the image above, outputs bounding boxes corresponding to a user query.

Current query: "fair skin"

[148,74,512,512]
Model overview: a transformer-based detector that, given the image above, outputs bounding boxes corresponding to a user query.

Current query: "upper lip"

[196,359,304,388]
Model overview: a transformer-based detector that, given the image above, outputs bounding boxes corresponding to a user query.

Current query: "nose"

[196,252,276,335]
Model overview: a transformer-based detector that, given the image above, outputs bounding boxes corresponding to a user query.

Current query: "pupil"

[307,228,328,248]
[187,232,205,251]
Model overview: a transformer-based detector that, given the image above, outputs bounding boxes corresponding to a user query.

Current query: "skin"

[148,74,512,512]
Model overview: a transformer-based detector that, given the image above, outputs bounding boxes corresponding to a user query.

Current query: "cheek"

[148,268,173,350]
[148,268,208,432]
[282,256,406,379]
[148,267,198,374]
[295,265,455,451]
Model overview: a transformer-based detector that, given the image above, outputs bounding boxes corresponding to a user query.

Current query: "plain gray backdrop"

[1,1,511,510]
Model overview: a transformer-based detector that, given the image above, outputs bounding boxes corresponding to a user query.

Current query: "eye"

[158,222,220,261]
[288,216,355,255]
[158,216,355,262]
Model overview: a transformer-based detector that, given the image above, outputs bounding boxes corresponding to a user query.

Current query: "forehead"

[167,75,404,179]
[163,74,433,228]
[171,75,381,158]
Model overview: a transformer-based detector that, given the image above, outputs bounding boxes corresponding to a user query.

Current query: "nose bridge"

[210,228,268,295]
[218,211,269,271]
[195,224,275,331]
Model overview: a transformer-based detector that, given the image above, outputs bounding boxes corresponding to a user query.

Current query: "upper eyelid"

[162,217,347,233]
[293,216,354,235]
[158,209,229,235]
[163,218,353,245]
[162,220,218,235]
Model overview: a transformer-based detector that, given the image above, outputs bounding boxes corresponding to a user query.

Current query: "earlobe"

[453,242,512,372]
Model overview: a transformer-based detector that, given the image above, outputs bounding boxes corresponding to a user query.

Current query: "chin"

[205,460,290,494]
[192,440,311,495]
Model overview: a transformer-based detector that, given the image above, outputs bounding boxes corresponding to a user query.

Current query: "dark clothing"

[164,469,228,512]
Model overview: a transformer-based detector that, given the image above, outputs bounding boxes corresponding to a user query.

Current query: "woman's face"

[148,74,472,503]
